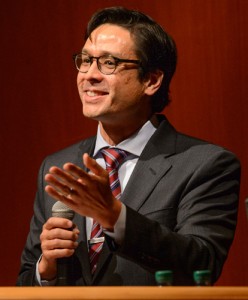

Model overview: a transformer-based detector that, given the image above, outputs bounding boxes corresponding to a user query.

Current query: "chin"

[82,109,102,120]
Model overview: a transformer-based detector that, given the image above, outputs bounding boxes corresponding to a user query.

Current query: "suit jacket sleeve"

[16,158,51,286]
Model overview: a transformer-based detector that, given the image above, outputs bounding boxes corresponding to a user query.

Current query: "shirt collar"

[93,120,157,157]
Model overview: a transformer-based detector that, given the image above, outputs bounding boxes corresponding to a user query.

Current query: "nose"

[83,59,103,80]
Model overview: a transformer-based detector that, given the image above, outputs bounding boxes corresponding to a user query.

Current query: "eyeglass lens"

[75,54,117,74]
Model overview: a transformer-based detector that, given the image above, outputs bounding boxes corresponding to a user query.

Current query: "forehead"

[83,24,136,56]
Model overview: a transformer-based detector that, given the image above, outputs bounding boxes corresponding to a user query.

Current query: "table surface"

[0,287,248,300]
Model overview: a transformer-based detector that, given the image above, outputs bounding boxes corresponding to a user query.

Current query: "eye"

[81,55,91,64]
[101,56,116,68]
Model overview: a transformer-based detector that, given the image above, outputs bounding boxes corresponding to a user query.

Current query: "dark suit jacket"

[17,115,240,286]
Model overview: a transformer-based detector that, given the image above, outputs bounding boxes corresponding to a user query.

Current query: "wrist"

[38,256,57,281]
[102,203,126,245]
[101,199,122,231]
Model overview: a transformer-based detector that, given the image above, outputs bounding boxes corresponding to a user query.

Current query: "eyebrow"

[81,49,122,58]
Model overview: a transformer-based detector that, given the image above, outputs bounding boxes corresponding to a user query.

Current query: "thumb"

[83,153,106,176]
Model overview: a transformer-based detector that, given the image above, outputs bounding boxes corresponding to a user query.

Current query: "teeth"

[86,91,99,97]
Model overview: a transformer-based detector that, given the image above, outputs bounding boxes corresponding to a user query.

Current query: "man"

[17,7,240,286]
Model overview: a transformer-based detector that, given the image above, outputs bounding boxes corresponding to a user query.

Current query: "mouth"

[86,90,108,97]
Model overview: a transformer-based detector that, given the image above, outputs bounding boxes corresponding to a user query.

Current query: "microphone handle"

[52,201,76,286]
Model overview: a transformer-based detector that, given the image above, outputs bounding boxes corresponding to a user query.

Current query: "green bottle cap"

[155,270,173,285]
[193,270,211,285]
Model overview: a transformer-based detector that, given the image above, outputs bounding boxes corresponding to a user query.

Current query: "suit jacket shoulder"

[42,135,96,169]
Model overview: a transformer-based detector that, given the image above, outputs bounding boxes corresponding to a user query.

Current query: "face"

[77,24,153,126]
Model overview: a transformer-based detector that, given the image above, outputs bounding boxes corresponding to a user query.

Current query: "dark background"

[0,0,247,285]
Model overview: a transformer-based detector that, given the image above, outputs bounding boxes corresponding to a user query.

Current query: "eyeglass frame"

[73,53,141,75]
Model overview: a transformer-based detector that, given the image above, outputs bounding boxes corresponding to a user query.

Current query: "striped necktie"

[89,148,128,274]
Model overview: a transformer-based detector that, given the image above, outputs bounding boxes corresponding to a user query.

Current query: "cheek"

[121,74,145,98]
[116,73,141,92]
[77,73,83,87]
[110,78,130,102]
[122,72,140,86]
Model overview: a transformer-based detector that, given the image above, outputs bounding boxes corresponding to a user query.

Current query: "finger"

[43,248,76,260]
[72,225,80,235]
[48,166,81,188]
[42,228,79,242]
[45,173,73,197]
[42,217,74,231]
[42,237,79,250]
[83,153,106,176]
[63,163,87,179]
[44,184,70,203]
[63,160,106,187]
[48,166,90,194]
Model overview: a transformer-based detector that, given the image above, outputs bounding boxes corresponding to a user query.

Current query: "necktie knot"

[100,147,129,200]
[101,148,128,171]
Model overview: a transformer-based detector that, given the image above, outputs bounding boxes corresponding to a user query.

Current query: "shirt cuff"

[103,203,126,245]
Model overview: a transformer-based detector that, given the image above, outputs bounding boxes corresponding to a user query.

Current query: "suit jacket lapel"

[122,116,177,211]
[121,153,172,211]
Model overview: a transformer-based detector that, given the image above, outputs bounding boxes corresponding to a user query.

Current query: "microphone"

[52,201,75,220]
[52,201,75,286]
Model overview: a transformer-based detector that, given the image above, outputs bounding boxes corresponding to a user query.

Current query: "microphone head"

[52,201,75,220]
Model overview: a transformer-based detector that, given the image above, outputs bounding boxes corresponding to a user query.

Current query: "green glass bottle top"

[193,270,211,286]
[155,270,173,286]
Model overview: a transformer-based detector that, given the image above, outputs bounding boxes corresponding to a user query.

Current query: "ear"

[144,70,164,96]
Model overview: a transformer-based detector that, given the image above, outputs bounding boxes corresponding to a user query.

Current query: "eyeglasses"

[73,53,140,75]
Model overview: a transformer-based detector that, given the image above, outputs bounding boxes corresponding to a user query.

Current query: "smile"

[86,90,108,97]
